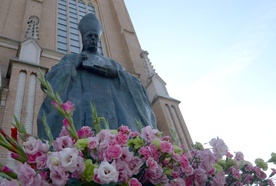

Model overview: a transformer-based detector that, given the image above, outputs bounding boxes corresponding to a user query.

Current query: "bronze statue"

[37,13,156,139]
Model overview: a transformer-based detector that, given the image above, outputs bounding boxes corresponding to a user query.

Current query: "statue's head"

[78,13,103,52]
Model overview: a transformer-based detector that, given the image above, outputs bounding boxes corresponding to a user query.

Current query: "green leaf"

[12,115,27,141]
[170,127,180,145]
[42,111,54,144]
[90,102,101,133]
[135,120,143,133]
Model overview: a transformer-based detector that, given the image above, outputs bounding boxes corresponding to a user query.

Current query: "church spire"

[25,15,39,40]
[140,50,156,83]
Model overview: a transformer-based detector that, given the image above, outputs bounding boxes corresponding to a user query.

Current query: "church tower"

[0,0,193,164]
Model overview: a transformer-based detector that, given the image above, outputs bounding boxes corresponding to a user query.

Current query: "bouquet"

[0,70,275,186]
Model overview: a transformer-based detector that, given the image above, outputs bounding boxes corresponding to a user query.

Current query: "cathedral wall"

[39,0,58,50]
[0,44,17,77]
[0,0,27,41]
[152,96,193,149]
[97,1,132,71]
[97,0,147,83]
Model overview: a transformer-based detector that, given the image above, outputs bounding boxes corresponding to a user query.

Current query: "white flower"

[96,161,118,184]
[47,152,60,170]
[59,147,79,172]
[209,137,228,158]
[23,136,40,155]
[38,140,50,153]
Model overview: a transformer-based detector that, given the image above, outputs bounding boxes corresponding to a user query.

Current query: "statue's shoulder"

[59,53,80,64]
[95,54,123,70]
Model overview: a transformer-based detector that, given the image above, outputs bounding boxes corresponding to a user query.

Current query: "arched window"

[57,0,103,54]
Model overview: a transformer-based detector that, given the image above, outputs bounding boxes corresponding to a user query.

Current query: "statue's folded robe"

[37,52,156,139]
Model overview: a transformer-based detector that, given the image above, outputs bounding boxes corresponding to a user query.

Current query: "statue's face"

[82,31,100,52]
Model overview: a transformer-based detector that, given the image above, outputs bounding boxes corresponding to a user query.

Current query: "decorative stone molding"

[24,73,37,134]
[13,71,27,122]
[18,39,42,64]
[33,0,43,3]
[25,15,40,40]
[0,36,19,50]
[140,50,156,83]
[80,0,95,5]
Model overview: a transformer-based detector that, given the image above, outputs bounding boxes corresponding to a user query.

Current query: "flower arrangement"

[0,71,275,186]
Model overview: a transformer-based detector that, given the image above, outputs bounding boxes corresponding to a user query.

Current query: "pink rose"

[268,179,275,186]
[61,101,75,114]
[53,135,73,151]
[144,165,168,185]
[128,178,142,186]
[17,163,41,186]
[78,126,93,138]
[75,155,85,174]
[0,179,19,186]
[212,172,226,186]
[139,145,160,160]
[116,132,128,145]
[209,137,228,158]
[255,166,267,179]
[93,173,102,184]
[141,126,159,142]
[180,154,190,168]
[231,167,240,179]
[194,168,207,186]
[226,151,233,158]
[161,135,172,141]
[129,131,140,138]
[169,178,186,186]
[234,151,244,162]
[198,149,216,175]
[272,168,276,175]
[149,144,161,160]
[106,144,123,161]
[120,147,134,162]
[138,146,151,159]
[173,153,181,161]
[36,154,48,169]
[115,159,132,182]
[96,130,114,151]
[88,137,99,149]
[59,126,69,136]
[129,156,143,175]
[23,136,40,155]
[27,151,42,164]
[146,157,158,171]
[243,174,254,184]
[50,166,69,186]
[160,141,173,153]
[245,163,255,172]
[119,125,130,134]
[183,165,194,176]
[172,171,179,178]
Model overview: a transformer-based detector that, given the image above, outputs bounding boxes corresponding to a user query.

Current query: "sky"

[124,0,276,164]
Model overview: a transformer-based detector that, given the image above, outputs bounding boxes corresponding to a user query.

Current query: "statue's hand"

[92,65,118,78]
[75,53,88,70]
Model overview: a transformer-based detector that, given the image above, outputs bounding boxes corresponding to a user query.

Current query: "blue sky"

[124,1,276,163]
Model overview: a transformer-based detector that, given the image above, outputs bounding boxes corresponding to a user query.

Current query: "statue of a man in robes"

[37,13,156,139]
